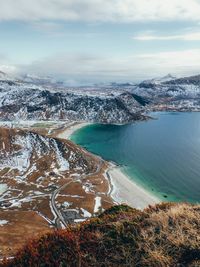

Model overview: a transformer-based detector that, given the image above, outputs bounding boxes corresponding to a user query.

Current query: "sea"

[71,112,200,203]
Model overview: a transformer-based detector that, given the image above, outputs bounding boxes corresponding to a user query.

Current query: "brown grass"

[2,203,200,267]
[0,211,50,259]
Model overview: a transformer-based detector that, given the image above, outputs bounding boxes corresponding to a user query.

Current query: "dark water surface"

[71,113,200,203]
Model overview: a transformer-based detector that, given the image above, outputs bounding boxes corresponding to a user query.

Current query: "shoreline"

[58,121,161,209]
[106,163,160,209]
[56,121,91,140]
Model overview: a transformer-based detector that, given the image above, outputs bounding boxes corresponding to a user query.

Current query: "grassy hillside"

[2,203,200,267]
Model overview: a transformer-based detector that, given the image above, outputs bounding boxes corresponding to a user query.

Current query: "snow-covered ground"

[0,184,7,195]
[0,220,8,226]
[0,77,144,123]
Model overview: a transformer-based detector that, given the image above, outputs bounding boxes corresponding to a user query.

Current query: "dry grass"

[140,203,200,266]
[2,203,200,267]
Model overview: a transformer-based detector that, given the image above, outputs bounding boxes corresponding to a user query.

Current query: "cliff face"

[3,203,200,267]
[0,80,144,123]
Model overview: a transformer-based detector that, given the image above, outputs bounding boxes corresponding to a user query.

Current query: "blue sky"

[1,0,200,83]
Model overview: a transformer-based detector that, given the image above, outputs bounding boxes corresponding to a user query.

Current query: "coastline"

[58,121,161,209]
[106,163,160,209]
[56,121,91,140]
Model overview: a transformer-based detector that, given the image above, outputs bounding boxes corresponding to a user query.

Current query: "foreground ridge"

[2,203,200,267]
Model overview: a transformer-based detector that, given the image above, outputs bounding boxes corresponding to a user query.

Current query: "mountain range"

[1,72,200,124]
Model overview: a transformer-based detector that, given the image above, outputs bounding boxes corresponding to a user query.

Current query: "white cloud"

[25,53,131,78]
[16,49,200,82]
[1,0,200,22]
[136,49,200,71]
[133,32,200,41]
[0,54,18,75]
[137,49,200,61]
[0,65,18,74]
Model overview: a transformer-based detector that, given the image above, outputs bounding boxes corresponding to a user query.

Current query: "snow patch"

[0,184,7,195]
[0,220,8,226]
[81,208,92,218]
[94,196,101,213]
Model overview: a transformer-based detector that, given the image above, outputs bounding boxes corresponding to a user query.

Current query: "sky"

[1,0,200,84]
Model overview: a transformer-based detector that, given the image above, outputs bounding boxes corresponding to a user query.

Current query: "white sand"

[108,164,160,209]
[57,122,91,140]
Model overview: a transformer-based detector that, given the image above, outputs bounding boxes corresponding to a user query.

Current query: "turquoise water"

[71,112,200,203]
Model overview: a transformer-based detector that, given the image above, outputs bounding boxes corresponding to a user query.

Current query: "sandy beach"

[107,164,160,209]
[58,121,160,209]
[56,122,91,140]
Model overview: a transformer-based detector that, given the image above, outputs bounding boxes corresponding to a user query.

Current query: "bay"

[71,112,200,203]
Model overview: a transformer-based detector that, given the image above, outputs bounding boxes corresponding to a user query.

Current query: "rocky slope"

[0,78,145,123]
[0,127,112,257]
[132,74,200,111]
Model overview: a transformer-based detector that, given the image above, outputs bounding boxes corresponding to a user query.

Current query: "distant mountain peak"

[0,70,7,78]
[140,74,177,86]
[160,74,176,81]
[151,74,177,84]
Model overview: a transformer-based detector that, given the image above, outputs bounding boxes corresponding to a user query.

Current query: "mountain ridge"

[1,71,200,121]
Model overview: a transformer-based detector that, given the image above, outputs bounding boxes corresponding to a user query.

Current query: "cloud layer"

[133,32,200,41]
[12,49,200,82]
[1,0,200,22]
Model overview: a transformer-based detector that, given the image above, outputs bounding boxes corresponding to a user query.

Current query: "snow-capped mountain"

[141,74,177,85]
[1,70,200,121]
[132,74,200,111]
[21,74,61,86]
[0,77,145,123]
[164,74,200,85]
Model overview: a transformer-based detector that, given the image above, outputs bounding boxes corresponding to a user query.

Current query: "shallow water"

[71,112,200,203]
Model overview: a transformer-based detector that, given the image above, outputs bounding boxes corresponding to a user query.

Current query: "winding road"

[50,155,104,229]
